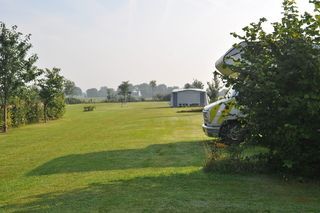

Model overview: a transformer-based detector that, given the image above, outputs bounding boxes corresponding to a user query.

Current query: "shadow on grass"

[28,141,205,176]
[0,172,221,212]
[4,170,320,212]
[146,114,199,120]
[143,106,171,109]
[176,108,203,113]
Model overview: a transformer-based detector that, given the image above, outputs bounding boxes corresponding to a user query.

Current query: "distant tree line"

[184,79,204,90]
[65,80,179,103]
[0,22,68,132]
[66,77,226,104]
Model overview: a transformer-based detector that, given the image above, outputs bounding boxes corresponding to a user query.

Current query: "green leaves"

[38,68,65,122]
[225,0,320,176]
[118,81,131,102]
[0,22,38,132]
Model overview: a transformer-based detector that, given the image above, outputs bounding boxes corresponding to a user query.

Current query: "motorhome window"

[225,48,242,65]
[224,42,247,65]
[225,88,236,99]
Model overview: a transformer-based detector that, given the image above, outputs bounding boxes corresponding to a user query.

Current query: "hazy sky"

[0,0,314,90]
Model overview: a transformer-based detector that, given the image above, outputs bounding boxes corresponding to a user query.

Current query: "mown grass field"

[0,102,320,212]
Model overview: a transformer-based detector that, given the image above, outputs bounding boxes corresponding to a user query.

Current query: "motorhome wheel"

[219,120,242,144]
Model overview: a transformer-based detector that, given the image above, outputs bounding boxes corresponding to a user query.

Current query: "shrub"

[154,94,171,101]
[1,87,44,128]
[225,0,320,177]
[47,95,66,119]
[65,97,83,104]
[203,141,269,174]
[83,105,95,112]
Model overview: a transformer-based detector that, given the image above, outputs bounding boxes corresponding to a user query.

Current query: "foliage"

[98,86,108,97]
[82,83,177,100]
[46,94,65,119]
[0,86,44,128]
[64,79,76,96]
[0,22,39,132]
[83,105,95,112]
[65,97,84,104]
[106,88,117,101]
[191,79,204,89]
[225,0,320,176]
[118,81,131,102]
[154,93,171,101]
[73,86,83,97]
[207,71,223,102]
[204,141,269,174]
[184,83,192,89]
[10,86,43,126]
[149,80,157,89]
[0,22,73,131]
[22,86,43,123]
[149,80,157,99]
[86,88,99,98]
[184,79,204,89]
[38,68,65,122]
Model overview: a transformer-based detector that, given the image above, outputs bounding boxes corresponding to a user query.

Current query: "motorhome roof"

[216,42,320,77]
[172,88,206,93]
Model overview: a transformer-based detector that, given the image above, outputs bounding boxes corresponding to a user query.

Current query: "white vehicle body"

[202,42,320,140]
[202,44,243,140]
[202,89,241,138]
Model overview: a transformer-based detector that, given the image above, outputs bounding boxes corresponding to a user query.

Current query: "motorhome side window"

[225,88,236,99]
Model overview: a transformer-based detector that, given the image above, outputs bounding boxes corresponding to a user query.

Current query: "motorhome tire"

[219,120,242,144]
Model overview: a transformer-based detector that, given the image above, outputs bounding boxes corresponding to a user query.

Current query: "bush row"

[0,87,65,128]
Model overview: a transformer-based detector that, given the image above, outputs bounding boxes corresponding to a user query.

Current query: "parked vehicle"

[202,44,244,143]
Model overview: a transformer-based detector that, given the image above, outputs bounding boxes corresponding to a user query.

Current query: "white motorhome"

[171,88,209,107]
[203,43,320,143]
[202,44,244,142]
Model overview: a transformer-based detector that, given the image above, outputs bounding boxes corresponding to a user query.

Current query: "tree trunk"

[44,103,47,123]
[151,89,154,100]
[2,103,8,133]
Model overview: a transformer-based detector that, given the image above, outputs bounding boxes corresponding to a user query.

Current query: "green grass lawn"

[0,102,320,212]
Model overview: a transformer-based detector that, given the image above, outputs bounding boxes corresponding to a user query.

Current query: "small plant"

[204,141,269,174]
[83,105,95,112]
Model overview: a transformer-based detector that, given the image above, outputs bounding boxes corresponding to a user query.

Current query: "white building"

[170,88,209,107]
[131,87,142,97]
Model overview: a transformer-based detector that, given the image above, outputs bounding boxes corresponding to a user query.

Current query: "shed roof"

[172,88,206,93]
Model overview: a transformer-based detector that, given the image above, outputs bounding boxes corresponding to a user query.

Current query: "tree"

[73,86,83,97]
[24,86,43,123]
[191,79,204,89]
[207,71,223,102]
[106,88,116,101]
[167,86,179,92]
[156,84,168,95]
[136,83,152,98]
[86,88,99,98]
[149,80,157,100]
[184,83,192,89]
[98,86,108,98]
[0,22,39,132]
[38,68,65,123]
[226,0,320,175]
[64,79,76,97]
[10,85,43,126]
[118,81,130,103]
